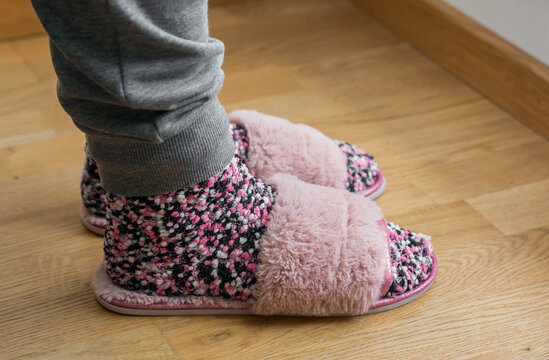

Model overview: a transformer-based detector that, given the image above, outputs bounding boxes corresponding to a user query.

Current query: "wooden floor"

[1,0,548,358]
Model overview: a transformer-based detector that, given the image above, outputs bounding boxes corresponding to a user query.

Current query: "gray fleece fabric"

[31,0,235,195]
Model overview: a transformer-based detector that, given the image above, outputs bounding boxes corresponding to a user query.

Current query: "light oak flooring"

[1,0,548,359]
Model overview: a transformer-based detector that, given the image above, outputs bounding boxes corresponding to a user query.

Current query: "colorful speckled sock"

[336,140,380,193]
[385,222,434,297]
[104,155,276,299]
[232,124,249,159]
[81,151,107,218]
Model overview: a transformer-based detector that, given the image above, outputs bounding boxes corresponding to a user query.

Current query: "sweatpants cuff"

[87,100,235,196]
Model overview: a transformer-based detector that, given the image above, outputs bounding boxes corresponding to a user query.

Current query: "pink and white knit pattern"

[103,155,276,300]
[335,140,380,193]
[385,222,434,297]
[81,151,106,217]
[232,124,249,159]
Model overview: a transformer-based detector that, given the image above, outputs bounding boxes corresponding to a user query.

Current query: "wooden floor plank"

[28,326,180,360]
[0,42,39,93]
[220,65,303,104]
[10,35,57,81]
[467,179,549,235]
[0,107,55,148]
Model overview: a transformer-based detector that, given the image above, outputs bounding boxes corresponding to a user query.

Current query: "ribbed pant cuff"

[87,100,235,196]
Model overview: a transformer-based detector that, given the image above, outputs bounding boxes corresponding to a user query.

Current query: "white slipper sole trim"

[93,260,436,317]
[95,284,432,316]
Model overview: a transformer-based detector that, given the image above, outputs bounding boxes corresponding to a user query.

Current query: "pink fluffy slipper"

[92,157,435,316]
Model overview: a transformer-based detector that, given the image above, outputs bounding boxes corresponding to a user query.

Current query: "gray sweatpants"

[31,0,235,196]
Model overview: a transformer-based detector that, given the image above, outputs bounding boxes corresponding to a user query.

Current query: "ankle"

[103,155,276,300]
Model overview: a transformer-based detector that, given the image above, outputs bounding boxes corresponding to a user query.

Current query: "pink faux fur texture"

[229,110,348,189]
[251,174,388,316]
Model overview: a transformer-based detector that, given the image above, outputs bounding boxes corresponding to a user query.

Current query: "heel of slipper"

[79,204,106,235]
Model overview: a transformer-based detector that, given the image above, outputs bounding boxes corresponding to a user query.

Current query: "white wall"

[443,0,549,66]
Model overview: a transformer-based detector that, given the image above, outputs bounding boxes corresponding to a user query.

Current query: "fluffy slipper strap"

[229,110,348,189]
[252,174,390,316]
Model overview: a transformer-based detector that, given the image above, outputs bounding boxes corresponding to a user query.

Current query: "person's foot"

[93,153,436,316]
[81,114,384,235]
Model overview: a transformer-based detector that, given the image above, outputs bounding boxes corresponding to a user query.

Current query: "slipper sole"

[80,204,107,236]
[93,253,437,316]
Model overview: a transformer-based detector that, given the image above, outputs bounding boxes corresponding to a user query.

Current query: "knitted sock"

[336,140,380,193]
[81,152,107,218]
[104,155,276,300]
[385,222,434,297]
